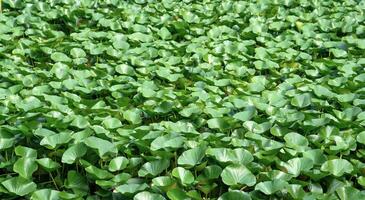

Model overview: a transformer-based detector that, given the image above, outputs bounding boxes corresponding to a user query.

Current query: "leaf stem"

[49,172,59,190]
[174,152,177,168]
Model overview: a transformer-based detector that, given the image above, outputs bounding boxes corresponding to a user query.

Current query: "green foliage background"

[1,0,365,199]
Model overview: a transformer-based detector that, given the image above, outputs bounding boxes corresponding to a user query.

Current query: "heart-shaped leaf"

[61,143,87,164]
[138,159,170,177]
[108,156,129,172]
[172,167,195,185]
[13,158,38,178]
[221,164,256,186]
[134,191,166,200]
[84,136,117,157]
[30,189,60,200]
[255,179,288,195]
[2,176,37,196]
[321,159,354,176]
[178,146,206,167]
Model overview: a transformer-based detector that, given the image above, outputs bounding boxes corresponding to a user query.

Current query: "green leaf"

[233,109,256,122]
[84,136,117,157]
[58,191,80,199]
[138,159,170,177]
[108,156,129,172]
[206,148,253,165]
[243,121,271,134]
[115,183,149,195]
[116,64,135,75]
[18,96,43,111]
[255,179,288,195]
[356,131,365,144]
[36,158,60,171]
[321,159,354,176]
[70,48,86,58]
[112,35,130,50]
[207,118,230,130]
[182,10,199,23]
[336,186,365,200]
[40,132,72,149]
[34,128,56,137]
[13,158,38,178]
[312,85,334,98]
[202,165,222,180]
[291,93,311,108]
[158,27,172,40]
[128,32,153,42]
[179,104,201,117]
[330,49,347,58]
[286,184,305,199]
[284,132,309,152]
[156,67,183,82]
[51,52,72,62]
[221,164,256,186]
[15,146,37,158]
[103,117,122,129]
[71,115,90,129]
[152,176,175,187]
[97,180,115,189]
[64,170,89,194]
[303,149,326,165]
[358,176,365,187]
[2,176,37,196]
[85,165,114,179]
[357,39,365,49]
[61,143,87,164]
[178,146,206,167]
[123,109,142,124]
[30,189,60,200]
[280,157,313,177]
[112,173,131,183]
[218,190,251,200]
[336,93,356,103]
[0,137,14,150]
[51,62,69,79]
[172,167,195,185]
[150,133,184,151]
[167,188,190,200]
[248,82,265,93]
[139,81,157,98]
[197,183,217,195]
[134,191,166,200]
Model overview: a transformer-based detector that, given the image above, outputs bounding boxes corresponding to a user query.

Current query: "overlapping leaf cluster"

[1,0,365,199]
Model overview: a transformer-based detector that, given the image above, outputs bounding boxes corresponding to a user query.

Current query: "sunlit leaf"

[2,176,37,196]
[221,164,256,186]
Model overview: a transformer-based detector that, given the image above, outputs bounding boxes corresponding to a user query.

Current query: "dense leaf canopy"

[1,0,365,199]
